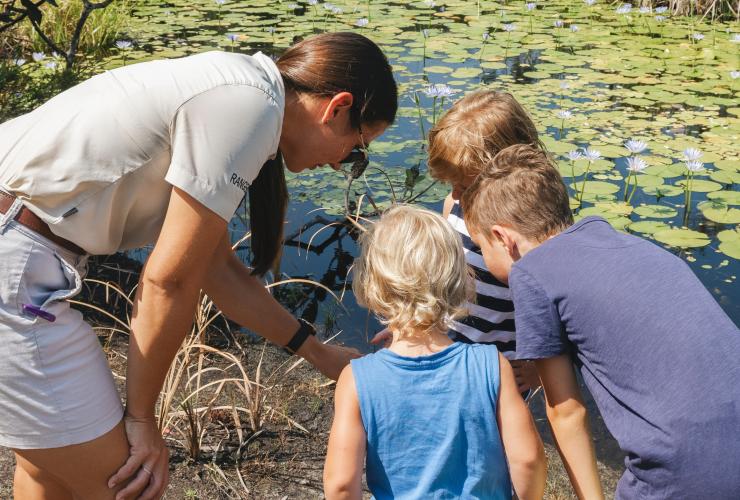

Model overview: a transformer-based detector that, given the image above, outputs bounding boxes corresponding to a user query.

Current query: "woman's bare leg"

[13,420,146,500]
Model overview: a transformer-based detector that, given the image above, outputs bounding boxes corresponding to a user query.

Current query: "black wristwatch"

[283,318,317,355]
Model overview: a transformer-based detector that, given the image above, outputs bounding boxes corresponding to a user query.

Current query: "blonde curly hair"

[353,205,475,338]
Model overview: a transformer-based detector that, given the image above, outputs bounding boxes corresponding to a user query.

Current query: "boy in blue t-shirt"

[461,144,740,500]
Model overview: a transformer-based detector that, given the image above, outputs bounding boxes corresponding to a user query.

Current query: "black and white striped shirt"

[447,200,517,356]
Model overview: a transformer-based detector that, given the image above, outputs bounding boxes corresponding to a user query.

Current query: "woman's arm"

[496,353,546,500]
[111,187,228,498]
[324,366,366,500]
[536,354,604,500]
[201,232,360,381]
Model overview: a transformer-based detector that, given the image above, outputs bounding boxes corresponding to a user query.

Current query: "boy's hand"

[511,359,541,394]
[370,328,393,348]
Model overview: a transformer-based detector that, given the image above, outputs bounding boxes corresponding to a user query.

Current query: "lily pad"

[717,229,740,260]
[707,191,740,206]
[673,179,723,193]
[633,205,678,219]
[710,170,740,185]
[698,201,740,224]
[642,185,684,197]
[628,220,671,234]
[653,228,711,249]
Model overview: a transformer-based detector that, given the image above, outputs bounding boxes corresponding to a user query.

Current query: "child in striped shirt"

[427,90,544,393]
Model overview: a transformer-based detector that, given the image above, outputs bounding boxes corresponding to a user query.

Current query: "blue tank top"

[351,342,512,499]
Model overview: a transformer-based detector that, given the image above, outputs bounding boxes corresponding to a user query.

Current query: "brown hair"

[461,144,573,242]
[428,90,543,186]
[248,32,398,276]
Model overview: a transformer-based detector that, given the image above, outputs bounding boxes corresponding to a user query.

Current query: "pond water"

[7,0,740,348]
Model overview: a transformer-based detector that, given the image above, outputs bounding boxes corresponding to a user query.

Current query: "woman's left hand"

[299,336,362,381]
[108,414,169,500]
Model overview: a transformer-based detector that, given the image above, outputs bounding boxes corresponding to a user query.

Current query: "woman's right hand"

[108,414,169,500]
[299,336,362,381]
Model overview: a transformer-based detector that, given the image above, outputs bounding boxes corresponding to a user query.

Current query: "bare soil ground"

[0,255,623,499]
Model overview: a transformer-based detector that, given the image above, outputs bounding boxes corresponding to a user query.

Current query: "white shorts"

[0,214,123,449]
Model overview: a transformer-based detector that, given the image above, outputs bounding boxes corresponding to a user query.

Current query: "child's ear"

[491,224,521,261]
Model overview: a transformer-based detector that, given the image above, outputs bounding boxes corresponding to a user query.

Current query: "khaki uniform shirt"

[0,51,284,255]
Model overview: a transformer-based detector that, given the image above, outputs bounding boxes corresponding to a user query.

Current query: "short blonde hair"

[462,144,574,242]
[428,90,542,186]
[353,205,475,338]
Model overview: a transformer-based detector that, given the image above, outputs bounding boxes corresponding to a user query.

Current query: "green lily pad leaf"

[450,67,482,79]
[634,205,678,219]
[673,179,723,193]
[572,181,620,195]
[424,65,454,74]
[698,201,740,224]
[717,228,740,259]
[628,220,671,234]
[710,170,740,185]
[632,174,665,189]
[713,159,739,172]
[707,191,740,206]
[642,185,684,197]
[653,228,711,248]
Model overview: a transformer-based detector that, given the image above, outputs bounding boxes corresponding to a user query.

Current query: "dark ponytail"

[249,32,398,276]
[249,152,287,276]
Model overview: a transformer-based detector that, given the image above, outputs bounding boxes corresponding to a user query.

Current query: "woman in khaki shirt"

[0,32,397,499]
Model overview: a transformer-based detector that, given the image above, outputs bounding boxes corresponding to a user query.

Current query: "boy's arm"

[496,353,546,500]
[324,366,366,500]
[536,354,604,500]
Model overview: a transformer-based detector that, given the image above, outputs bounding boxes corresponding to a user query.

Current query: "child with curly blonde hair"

[323,205,545,500]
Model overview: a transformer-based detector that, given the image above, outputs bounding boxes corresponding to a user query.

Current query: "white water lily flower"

[655,15,666,22]
[639,6,650,14]
[583,147,601,162]
[482,32,490,41]
[15,58,26,66]
[624,139,648,154]
[733,34,740,43]
[655,6,668,14]
[570,25,579,32]
[626,156,648,172]
[225,33,240,42]
[332,6,343,14]
[685,161,704,172]
[115,40,133,50]
[616,4,632,14]
[502,23,516,32]
[356,18,369,27]
[214,0,226,4]
[683,148,703,162]
[423,84,456,98]
[730,71,740,80]
[557,110,573,119]
[584,0,596,6]
[554,19,564,28]
[422,28,430,38]
[567,150,583,161]
[692,33,704,41]
[424,0,436,7]
[44,61,57,70]
[32,52,45,62]
[308,0,318,4]
[526,3,536,11]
